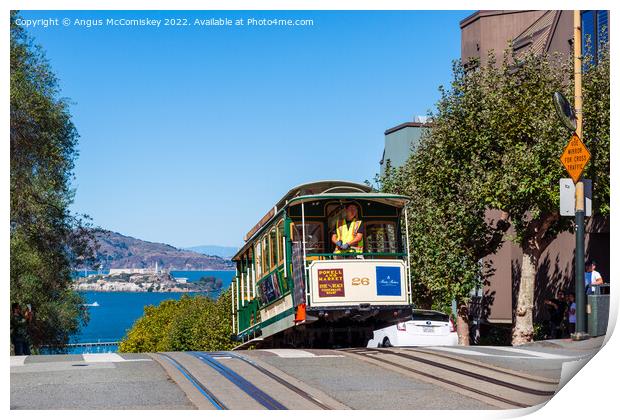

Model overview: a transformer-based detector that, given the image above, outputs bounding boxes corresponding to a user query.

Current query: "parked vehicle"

[367,309,458,347]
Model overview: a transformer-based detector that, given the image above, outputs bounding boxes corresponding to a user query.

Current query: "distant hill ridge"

[91,230,234,271]
[184,245,239,259]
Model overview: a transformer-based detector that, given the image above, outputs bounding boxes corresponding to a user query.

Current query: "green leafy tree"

[381,45,609,345]
[119,290,235,352]
[379,77,510,344]
[10,11,96,351]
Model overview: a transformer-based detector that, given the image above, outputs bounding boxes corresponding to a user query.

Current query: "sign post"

[560,134,591,183]
[570,10,589,341]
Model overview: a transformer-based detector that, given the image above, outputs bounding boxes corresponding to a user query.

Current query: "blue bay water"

[71,271,235,349]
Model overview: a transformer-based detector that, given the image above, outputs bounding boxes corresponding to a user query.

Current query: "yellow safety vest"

[335,218,364,254]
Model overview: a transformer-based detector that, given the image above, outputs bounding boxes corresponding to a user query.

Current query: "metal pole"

[573,9,588,340]
[301,202,311,305]
[231,280,236,335]
[404,206,412,305]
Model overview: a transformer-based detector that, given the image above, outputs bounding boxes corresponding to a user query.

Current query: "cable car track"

[190,351,287,410]
[157,353,227,410]
[379,348,556,396]
[340,348,556,408]
[210,351,333,409]
[404,347,559,385]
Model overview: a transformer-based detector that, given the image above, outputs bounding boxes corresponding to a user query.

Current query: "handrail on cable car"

[305,252,407,258]
[319,186,369,194]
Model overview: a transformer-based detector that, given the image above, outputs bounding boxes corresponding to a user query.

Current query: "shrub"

[118,289,235,352]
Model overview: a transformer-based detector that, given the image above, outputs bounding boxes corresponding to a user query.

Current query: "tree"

[379,64,510,345]
[10,11,96,351]
[380,46,609,345]
[119,291,235,352]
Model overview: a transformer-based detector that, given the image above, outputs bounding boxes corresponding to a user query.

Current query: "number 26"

[352,277,370,286]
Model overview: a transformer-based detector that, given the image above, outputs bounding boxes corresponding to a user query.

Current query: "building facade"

[379,119,430,177]
[460,10,610,332]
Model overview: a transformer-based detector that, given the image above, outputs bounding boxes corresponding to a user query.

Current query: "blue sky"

[18,10,471,248]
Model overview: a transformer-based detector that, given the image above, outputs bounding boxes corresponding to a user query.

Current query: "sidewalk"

[522,334,605,352]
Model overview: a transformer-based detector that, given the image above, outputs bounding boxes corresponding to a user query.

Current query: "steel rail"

[157,353,227,410]
[403,348,559,385]
[341,349,531,408]
[212,351,332,410]
[191,352,287,410]
[375,348,555,396]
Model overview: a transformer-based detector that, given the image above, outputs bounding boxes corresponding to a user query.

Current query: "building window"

[582,10,609,67]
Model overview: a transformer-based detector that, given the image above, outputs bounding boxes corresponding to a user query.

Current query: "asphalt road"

[10,336,603,410]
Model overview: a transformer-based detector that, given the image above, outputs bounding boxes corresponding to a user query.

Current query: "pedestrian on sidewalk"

[567,293,576,335]
[544,291,567,339]
[585,260,604,295]
[11,303,32,355]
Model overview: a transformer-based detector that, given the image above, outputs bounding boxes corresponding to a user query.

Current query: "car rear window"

[411,311,449,322]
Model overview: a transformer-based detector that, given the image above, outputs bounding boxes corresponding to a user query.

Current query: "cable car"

[231,181,412,348]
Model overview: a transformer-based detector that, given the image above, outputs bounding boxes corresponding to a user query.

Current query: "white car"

[367,309,458,348]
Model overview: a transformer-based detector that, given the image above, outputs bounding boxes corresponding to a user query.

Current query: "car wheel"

[382,337,392,348]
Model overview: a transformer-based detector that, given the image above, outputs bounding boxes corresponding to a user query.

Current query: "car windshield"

[411,311,449,322]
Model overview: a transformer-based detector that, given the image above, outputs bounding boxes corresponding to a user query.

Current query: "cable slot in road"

[211,351,333,410]
[190,351,287,410]
[157,353,227,410]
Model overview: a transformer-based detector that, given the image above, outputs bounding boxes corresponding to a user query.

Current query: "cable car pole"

[573,10,588,340]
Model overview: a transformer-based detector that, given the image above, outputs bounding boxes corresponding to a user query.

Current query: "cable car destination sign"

[560,133,591,183]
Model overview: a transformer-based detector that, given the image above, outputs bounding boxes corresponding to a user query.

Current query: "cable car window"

[254,243,262,279]
[277,220,284,265]
[365,222,397,254]
[262,235,270,275]
[292,222,324,254]
[269,228,278,270]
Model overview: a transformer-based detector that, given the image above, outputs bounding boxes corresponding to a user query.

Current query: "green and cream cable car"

[231,181,412,348]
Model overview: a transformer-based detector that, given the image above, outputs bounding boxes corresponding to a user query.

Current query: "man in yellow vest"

[332,204,364,255]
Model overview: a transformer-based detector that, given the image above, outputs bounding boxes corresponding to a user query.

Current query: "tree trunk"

[512,248,539,345]
[457,303,470,346]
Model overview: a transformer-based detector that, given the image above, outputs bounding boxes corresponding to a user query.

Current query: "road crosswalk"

[427,346,594,360]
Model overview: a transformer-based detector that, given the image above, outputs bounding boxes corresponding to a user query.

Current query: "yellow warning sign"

[560,134,591,183]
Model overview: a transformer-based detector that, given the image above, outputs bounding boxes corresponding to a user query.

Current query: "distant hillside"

[184,245,239,259]
[91,230,234,270]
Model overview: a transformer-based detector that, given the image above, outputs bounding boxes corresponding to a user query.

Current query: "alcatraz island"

[73,269,224,293]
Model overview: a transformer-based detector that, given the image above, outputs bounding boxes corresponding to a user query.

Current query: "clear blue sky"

[19,10,472,248]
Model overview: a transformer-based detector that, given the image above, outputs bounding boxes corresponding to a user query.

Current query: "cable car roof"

[232,181,410,260]
[274,180,373,209]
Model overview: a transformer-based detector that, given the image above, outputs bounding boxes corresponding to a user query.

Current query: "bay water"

[69,270,235,352]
